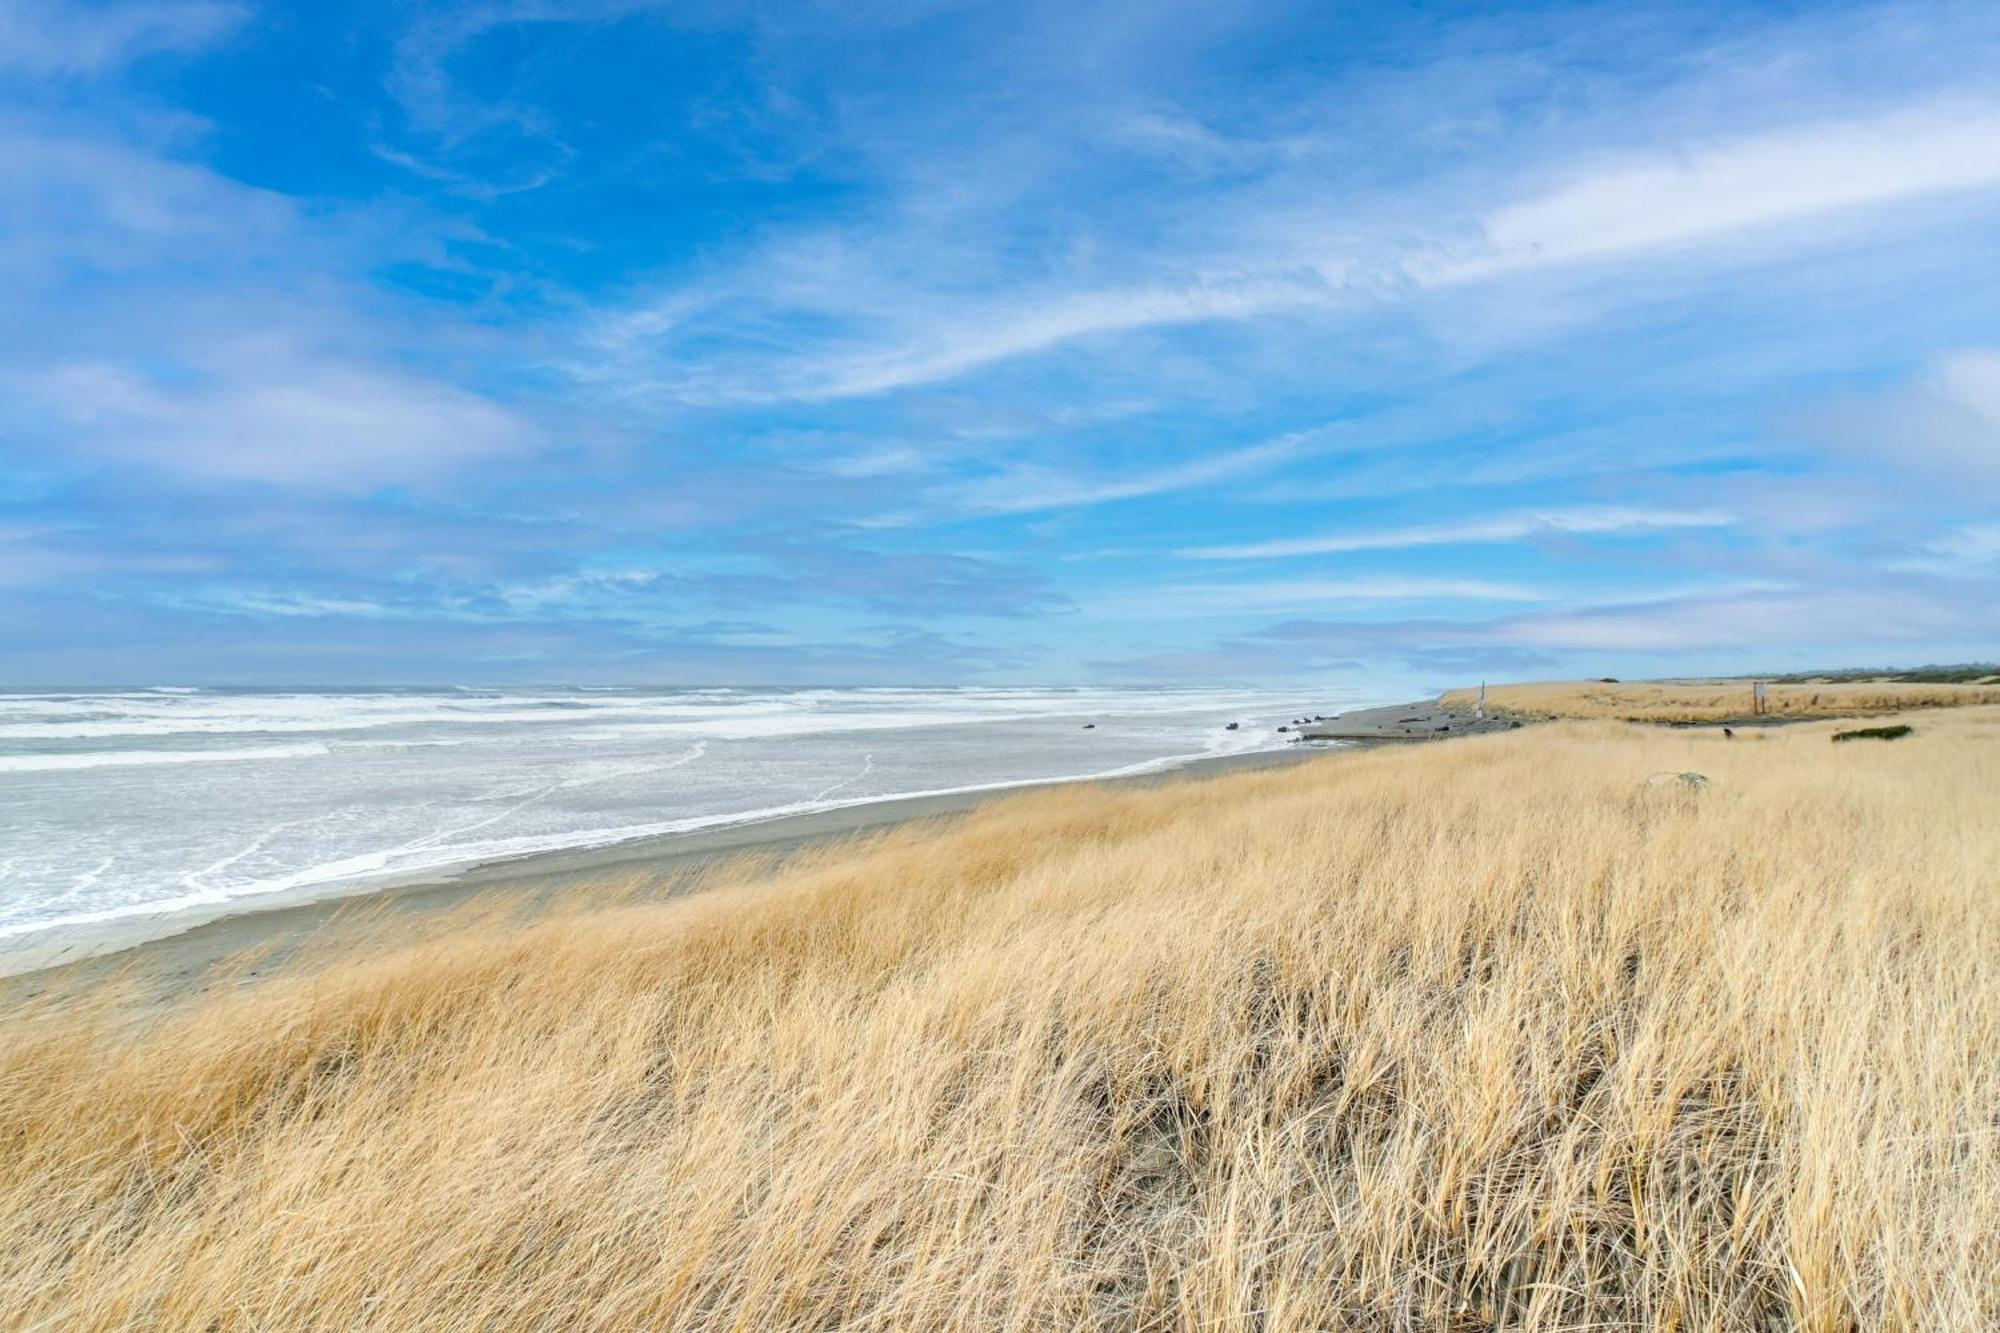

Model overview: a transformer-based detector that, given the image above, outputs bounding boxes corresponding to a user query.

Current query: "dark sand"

[3,743,1336,1003]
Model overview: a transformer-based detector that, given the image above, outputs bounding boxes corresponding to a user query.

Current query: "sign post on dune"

[1753,680,1767,716]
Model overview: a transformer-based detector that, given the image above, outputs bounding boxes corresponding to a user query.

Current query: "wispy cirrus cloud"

[574,252,1339,408]
[168,589,404,620]
[575,94,2000,408]
[1818,346,2000,484]
[1888,520,2000,575]
[1433,100,2000,283]
[13,357,541,492]
[0,98,556,497]
[1250,579,1993,659]
[6,0,2000,684]
[946,434,1308,515]
[1179,507,1735,560]
[1920,522,2000,567]
[0,0,244,77]
[1496,584,1989,655]
[0,125,295,283]
[1097,576,1547,621]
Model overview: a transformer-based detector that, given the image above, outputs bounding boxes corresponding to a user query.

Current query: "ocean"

[0,685,1366,962]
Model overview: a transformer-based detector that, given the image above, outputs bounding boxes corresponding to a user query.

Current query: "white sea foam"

[0,743,331,772]
[0,695,797,740]
[0,731,1281,942]
[0,686,1373,955]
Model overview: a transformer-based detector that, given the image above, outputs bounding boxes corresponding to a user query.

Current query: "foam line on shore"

[0,743,333,772]
[0,731,1297,953]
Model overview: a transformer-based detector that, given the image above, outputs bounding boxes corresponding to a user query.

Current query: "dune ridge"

[1439,677,2000,723]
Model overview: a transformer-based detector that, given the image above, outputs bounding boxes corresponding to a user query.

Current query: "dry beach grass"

[1440,677,2000,723]
[2,708,1996,1330]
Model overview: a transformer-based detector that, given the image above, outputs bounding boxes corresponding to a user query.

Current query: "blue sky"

[2,0,1997,688]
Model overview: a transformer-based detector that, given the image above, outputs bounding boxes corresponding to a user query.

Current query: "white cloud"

[1819,346,2000,482]
[578,94,2000,405]
[1101,576,1545,619]
[1255,580,1992,659]
[498,568,660,610]
[0,524,94,588]
[387,1,668,137]
[0,114,543,494]
[377,1,669,196]
[0,523,219,588]
[0,0,243,77]
[806,277,1331,401]
[1436,100,2000,281]
[0,128,295,280]
[1895,521,2000,574]
[22,359,540,492]
[1927,521,2000,565]
[1936,348,2000,425]
[0,111,565,515]
[1105,110,1310,174]
[181,590,400,619]
[946,434,1306,515]
[1180,506,1735,559]
[1493,585,1980,653]
[581,268,1334,406]
[820,446,929,479]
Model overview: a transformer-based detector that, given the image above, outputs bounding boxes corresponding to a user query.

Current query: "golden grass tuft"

[1440,677,2000,723]
[3,711,1997,1330]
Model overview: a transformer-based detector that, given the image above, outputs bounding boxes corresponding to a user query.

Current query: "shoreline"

[1,740,1340,997]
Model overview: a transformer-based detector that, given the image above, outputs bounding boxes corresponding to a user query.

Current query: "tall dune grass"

[3,711,1997,1330]
[1440,677,2000,722]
